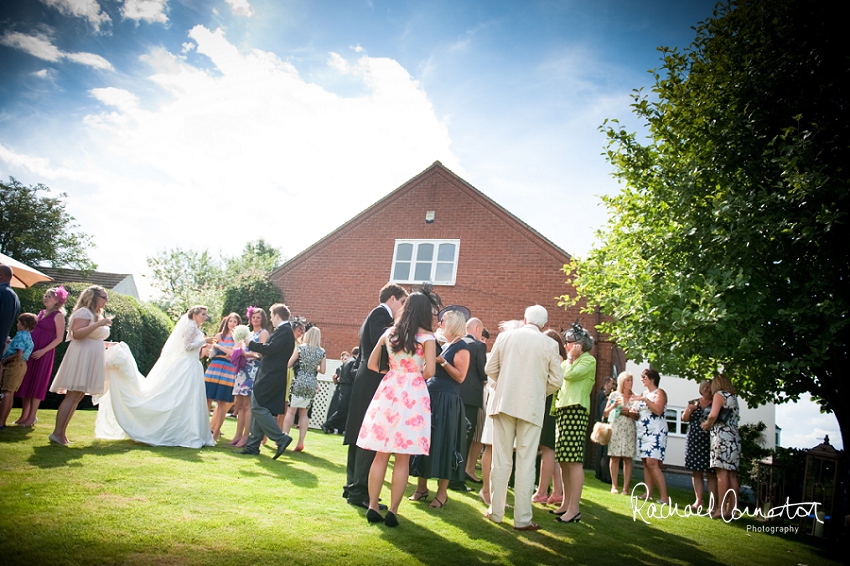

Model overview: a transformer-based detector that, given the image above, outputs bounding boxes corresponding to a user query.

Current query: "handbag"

[701,406,731,424]
[591,421,612,445]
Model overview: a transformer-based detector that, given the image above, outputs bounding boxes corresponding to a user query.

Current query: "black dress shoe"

[465,473,484,484]
[321,424,332,434]
[384,511,399,527]
[366,509,384,523]
[273,435,293,460]
[448,481,469,492]
[236,448,259,455]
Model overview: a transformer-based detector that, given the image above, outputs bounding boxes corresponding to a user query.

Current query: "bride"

[95,305,217,448]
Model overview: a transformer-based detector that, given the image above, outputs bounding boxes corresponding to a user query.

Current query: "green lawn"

[0,409,841,566]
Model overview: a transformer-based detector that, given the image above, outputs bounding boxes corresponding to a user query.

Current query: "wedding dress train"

[95,314,215,448]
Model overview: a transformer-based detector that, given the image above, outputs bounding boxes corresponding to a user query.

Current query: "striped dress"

[204,335,237,403]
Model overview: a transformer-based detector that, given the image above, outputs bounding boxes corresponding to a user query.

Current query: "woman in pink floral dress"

[357,292,437,527]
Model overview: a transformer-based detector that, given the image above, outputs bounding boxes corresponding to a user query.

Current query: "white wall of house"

[112,275,140,299]
[625,361,776,467]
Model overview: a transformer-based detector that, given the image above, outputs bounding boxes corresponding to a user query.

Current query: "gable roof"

[272,161,571,276]
[36,267,132,290]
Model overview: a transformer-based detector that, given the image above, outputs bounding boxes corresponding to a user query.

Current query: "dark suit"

[343,304,393,503]
[323,355,357,433]
[242,321,295,454]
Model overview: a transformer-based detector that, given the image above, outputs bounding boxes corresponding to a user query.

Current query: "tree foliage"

[146,240,284,326]
[0,177,96,269]
[566,0,849,447]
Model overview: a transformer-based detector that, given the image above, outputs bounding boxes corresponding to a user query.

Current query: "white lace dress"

[95,316,214,448]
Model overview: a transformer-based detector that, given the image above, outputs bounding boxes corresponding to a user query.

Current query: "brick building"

[270,161,624,402]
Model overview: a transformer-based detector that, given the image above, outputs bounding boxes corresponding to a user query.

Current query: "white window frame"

[666,406,688,437]
[390,239,460,286]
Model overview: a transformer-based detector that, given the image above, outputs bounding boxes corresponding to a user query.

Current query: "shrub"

[12,282,172,410]
[220,270,285,321]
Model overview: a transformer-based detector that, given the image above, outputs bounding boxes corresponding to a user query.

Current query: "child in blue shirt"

[1,313,37,428]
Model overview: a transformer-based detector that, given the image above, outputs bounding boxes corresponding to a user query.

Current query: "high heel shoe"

[408,489,429,502]
[366,509,384,523]
[48,433,68,446]
[546,494,563,505]
[555,512,581,524]
[429,496,446,509]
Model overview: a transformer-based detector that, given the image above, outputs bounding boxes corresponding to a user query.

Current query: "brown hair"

[270,303,291,321]
[217,312,242,336]
[18,313,38,331]
[711,373,736,395]
[543,328,567,360]
[379,283,408,304]
[642,368,661,387]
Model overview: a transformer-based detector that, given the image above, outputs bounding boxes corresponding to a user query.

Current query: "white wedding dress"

[94,314,215,448]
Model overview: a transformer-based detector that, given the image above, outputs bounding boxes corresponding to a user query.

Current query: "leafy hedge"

[12,283,172,410]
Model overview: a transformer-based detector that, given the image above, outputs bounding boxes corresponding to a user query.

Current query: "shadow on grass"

[360,487,728,566]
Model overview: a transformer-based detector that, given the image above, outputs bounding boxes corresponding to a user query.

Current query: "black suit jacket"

[458,334,487,408]
[338,355,358,385]
[247,321,295,415]
[343,305,394,445]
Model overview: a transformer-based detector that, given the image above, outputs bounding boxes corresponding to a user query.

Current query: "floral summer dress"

[710,391,741,471]
[357,330,434,455]
[637,389,668,460]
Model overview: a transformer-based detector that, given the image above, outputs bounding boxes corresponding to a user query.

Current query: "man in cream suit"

[484,305,563,530]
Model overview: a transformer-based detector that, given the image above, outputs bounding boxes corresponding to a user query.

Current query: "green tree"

[145,248,226,322]
[146,240,284,325]
[0,178,96,269]
[566,0,849,449]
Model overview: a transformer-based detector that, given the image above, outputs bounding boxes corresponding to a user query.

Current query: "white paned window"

[666,407,688,437]
[391,239,460,285]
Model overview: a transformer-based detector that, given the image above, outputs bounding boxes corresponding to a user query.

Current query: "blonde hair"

[186,305,208,320]
[303,326,322,349]
[616,371,633,393]
[699,379,713,396]
[711,374,736,395]
[72,285,106,319]
[441,310,466,339]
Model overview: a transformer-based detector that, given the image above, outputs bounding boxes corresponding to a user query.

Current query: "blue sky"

[0,0,840,449]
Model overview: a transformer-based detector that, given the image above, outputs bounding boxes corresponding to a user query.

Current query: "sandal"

[429,496,447,509]
[408,490,429,502]
[531,494,549,504]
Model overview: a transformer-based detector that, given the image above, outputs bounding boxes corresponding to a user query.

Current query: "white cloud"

[328,52,349,73]
[121,0,169,24]
[64,51,113,70]
[2,26,458,296]
[0,31,114,70]
[776,393,843,450]
[224,0,254,17]
[33,68,57,79]
[39,0,111,31]
[351,44,364,53]
[1,32,63,62]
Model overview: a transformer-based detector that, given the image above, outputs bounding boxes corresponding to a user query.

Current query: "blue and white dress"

[233,329,263,397]
[637,389,667,460]
[710,391,741,471]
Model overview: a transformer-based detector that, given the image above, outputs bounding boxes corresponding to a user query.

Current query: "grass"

[0,409,842,566]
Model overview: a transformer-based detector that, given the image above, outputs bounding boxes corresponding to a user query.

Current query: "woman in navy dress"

[683,380,716,510]
[410,308,470,509]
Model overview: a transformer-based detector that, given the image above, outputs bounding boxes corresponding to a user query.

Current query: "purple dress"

[16,310,61,400]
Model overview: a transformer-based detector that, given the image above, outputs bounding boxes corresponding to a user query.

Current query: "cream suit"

[485,323,563,528]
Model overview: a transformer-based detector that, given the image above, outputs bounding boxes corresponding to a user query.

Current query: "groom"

[238,303,295,459]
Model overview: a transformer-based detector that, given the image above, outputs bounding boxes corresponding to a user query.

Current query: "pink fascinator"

[246,305,256,320]
[52,285,69,306]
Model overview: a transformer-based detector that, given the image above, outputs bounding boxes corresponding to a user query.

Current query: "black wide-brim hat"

[438,304,471,322]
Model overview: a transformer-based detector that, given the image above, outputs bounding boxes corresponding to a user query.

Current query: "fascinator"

[438,304,471,322]
[246,305,256,320]
[52,285,69,306]
[416,282,443,312]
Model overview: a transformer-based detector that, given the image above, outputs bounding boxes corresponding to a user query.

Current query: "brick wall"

[271,164,617,390]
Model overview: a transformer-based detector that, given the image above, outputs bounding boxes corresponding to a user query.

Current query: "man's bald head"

[466,317,483,340]
[0,264,12,284]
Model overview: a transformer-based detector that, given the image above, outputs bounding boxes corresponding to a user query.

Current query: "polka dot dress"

[684,404,711,472]
[555,405,589,463]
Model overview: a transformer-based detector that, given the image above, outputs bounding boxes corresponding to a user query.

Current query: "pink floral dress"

[356,330,434,455]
